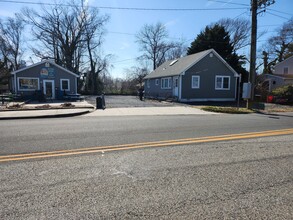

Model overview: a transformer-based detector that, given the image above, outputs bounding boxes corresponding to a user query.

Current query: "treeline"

[1,0,292,95]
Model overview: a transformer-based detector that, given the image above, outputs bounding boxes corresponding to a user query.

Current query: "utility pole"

[248,0,257,108]
[247,0,275,108]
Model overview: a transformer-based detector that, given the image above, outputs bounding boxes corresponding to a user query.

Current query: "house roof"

[274,55,293,67]
[11,59,79,77]
[144,49,239,79]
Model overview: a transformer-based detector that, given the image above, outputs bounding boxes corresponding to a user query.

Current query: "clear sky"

[0,0,292,78]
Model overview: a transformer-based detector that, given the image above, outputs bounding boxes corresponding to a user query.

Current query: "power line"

[108,31,135,36]
[234,11,249,19]
[266,11,291,20]
[112,58,137,64]
[0,0,249,11]
[207,0,249,6]
[259,24,282,27]
[267,8,293,16]
[108,31,184,41]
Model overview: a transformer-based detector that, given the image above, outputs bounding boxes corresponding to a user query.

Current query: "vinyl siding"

[274,56,293,75]
[144,77,173,99]
[181,53,236,100]
[14,63,77,97]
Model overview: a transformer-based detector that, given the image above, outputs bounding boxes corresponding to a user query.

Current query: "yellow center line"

[0,128,292,163]
[1,128,292,160]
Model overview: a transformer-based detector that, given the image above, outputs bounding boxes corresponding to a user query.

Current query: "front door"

[43,80,55,99]
[173,76,179,97]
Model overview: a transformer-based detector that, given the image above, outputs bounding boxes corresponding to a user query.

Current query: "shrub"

[271,85,293,103]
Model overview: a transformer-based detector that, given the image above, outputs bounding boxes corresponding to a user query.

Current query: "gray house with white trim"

[11,60,79,100]
[262,56,293,92]
[144,49,240,102]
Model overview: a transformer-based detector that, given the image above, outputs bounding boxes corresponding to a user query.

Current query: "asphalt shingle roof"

[144,49,213,79]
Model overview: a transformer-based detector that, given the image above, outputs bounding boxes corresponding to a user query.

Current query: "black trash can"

[96,94,106,109]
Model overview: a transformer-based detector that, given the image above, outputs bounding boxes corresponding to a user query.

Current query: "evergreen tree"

[188,24,248,82]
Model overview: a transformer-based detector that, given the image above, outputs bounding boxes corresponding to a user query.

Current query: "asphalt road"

[0,113,293,219]
[1,135,292,219]
[0,113,292,155]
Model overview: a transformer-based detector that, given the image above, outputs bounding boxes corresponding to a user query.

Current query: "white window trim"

[155,79,159,86]
[191,75,200,89]
[161,77,171,89]
[215,75,230,90]
[60,79,70,91]
[18,77,40,91]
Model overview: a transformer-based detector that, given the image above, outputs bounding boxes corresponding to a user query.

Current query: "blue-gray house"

[144,49,240,102]
[11,60,79,100]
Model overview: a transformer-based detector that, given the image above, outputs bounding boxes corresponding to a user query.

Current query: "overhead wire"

[0,0,249,11]
[265,11,292,20]
[267,9,292,17]
[207,0,249,6]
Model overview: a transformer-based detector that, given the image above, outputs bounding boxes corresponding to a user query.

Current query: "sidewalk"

[84,106,220,117]
[0,104,219,119]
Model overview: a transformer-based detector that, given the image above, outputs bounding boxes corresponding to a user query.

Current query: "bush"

[271,85,293,103]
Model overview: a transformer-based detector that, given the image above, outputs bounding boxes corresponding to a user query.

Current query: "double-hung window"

[161,77,171,89]
[60,79,70,91]
[215,76,230,90]
[191,76,200,89]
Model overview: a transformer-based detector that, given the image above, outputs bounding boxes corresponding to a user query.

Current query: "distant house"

[11,60,79,100]
[262,56,293,92]
[144,49,240,102]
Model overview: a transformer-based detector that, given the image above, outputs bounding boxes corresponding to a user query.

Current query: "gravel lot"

[84,95,179,108]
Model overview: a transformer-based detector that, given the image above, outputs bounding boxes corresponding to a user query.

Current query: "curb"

[0,109,92,120]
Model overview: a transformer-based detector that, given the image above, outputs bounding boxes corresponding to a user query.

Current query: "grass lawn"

[201,106,254,114]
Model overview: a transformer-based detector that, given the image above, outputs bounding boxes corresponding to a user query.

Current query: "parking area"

[84,95,179,108]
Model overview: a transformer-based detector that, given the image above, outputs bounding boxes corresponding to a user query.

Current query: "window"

[18,77,39,91]
[155,79,159,86]
[147,79,150,88]
[60,79,70,91]
[191,76,200,89]
[215,76,230,90]
[284,67,289,74]
[161,77,171,89]
[174,78,178,88]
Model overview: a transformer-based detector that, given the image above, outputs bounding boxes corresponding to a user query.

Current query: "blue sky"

[0,0,292,78]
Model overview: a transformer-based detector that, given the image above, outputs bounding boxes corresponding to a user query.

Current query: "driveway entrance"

[84,95,178,108]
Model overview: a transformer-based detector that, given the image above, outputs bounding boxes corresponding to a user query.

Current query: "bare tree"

[166,40,187,60]
[85,54,112,94]
[136,22,178,70]
[0,15,24,71]
[125,66,149,88]
[22,2,84,71]
[217,18,251,52]
[267,18,293,62]
[261,18,293,73]
[83,6,110,94]
[0,60,10,87]
[22,0,109,74]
